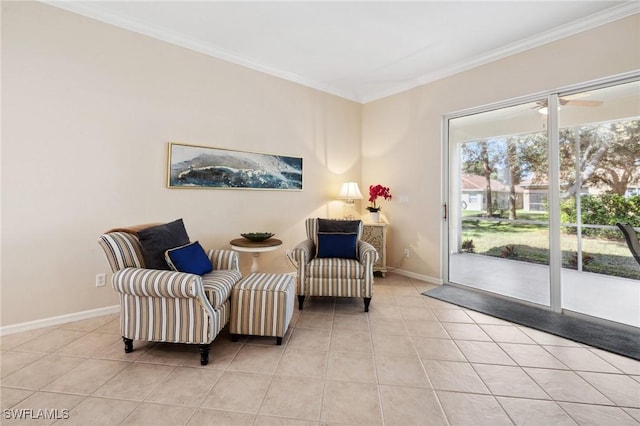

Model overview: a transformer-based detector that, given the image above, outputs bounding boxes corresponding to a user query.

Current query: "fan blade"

[564,99,603,107]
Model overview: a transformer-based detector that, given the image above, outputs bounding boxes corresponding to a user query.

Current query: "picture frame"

[167,142,303,190]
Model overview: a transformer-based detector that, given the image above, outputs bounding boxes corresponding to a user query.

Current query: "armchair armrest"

[208,249,240,272]
[289,239,315,267]
[112,268,204,298]
[288,239,315,296]
[358,240,379,265]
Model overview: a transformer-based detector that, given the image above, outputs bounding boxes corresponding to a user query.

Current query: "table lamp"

[337,181,363,219]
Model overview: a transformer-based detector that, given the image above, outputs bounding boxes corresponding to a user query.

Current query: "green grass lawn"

[460,210,640,280]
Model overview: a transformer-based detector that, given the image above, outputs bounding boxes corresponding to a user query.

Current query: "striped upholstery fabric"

[230,273,294,339]
[307,277,363,297]
[202,270,243,309]
[288,239,313,296]
[291,218,378,303]
[114,268,215,343]
[113,268,201,298]
[308,257,365,278]
[98,229,242,349]
[98,232,145,272]
[208,249,239,271]
[215,300,231,335]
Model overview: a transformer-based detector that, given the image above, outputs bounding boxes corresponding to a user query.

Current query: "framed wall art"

[167,142,303,190]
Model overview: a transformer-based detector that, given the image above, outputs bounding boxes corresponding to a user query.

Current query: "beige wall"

[362,14,640,280]
[2,2,638,327]
[1,2,362,326]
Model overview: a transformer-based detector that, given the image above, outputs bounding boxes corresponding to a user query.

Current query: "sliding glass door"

[447,100,552,307]
[558,81,640,326]
[445,77,640,327]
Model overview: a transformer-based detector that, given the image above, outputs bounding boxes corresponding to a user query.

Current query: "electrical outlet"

[403,248,410,258]
[95,273,106,287]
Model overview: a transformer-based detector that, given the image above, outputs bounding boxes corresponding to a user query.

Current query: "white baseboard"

[0,305,120,336]
[388,267,442,285]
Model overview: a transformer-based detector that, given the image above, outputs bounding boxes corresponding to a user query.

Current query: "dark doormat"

[423,285,640,361]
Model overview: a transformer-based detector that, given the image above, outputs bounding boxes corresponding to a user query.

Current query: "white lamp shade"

[337,181,363,202]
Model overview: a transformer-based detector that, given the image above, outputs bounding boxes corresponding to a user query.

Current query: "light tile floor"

[1,273,639,425]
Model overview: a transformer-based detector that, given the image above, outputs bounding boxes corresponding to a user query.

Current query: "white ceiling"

[47,1,639,103]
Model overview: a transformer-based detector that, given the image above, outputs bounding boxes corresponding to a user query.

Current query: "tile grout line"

[2,273,639,424]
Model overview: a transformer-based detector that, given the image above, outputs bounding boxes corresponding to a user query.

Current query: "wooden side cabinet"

[362,223,387,277]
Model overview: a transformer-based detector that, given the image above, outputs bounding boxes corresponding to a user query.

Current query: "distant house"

[625,186,640,197]
[461,174,523,211]
[518,179,548,212]
[518,176,619,211]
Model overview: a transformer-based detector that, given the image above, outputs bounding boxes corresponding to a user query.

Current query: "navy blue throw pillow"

[165,241,213,275]
[316,233,358,260]
[138,219,190,270]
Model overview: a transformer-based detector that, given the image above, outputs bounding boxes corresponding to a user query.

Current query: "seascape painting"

[168,143,303,190]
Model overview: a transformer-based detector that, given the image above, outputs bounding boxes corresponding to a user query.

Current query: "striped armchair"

[288,218,378,312]
[98,229,241,365]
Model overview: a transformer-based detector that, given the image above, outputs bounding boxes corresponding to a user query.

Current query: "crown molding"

[361,1,640,103]
[44,1,639,105]
[43,1,360,101]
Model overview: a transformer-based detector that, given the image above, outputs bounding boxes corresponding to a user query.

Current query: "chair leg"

[231,334,239,342]
[199,344,211,366]
[364,297,371,312]
[276,337,283,345]
[122,337,133,353]
[298,295,305,310]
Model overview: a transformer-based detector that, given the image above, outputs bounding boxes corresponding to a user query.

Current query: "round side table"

[229,238,283,273]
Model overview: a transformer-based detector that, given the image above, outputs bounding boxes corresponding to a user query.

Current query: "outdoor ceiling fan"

[535,96,603,114]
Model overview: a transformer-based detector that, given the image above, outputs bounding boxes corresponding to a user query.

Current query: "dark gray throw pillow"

[317,219,361,234]
[138,219,190,270]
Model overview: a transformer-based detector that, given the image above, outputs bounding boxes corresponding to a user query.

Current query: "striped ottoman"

[230,273,294,345]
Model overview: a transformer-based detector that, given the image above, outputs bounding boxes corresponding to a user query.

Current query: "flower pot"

[369,211,380,223]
